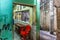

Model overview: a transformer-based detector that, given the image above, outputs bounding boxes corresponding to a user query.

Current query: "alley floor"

[40,30,56,40]
[14,29,57,40]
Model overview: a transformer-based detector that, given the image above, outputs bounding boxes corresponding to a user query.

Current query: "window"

[21,10,30,22]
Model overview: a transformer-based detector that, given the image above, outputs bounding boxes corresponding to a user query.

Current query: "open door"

[13,3,36,40]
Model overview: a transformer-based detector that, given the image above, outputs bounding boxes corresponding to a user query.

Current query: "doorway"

[13,3,36,40]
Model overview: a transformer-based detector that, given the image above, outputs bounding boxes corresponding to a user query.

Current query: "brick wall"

[57,8,60,40]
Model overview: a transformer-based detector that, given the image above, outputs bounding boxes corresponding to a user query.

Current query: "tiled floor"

[40,30,56,40]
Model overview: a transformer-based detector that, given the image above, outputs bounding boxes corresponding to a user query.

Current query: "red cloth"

[25,25,31,34]
[20,25,31,37]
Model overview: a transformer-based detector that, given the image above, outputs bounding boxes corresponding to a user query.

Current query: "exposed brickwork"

[57,8,60,40]
[57,32,60,40]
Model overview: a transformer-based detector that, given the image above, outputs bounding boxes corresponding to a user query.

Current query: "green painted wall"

[35,0,40,40]
[0,0,13,40]
[13,0,34,5]
[0,0,40,40]
[36,0,40,32]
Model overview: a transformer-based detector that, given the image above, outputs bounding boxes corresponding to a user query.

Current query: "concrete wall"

[40,6,57,31]
[54,7,57,31]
